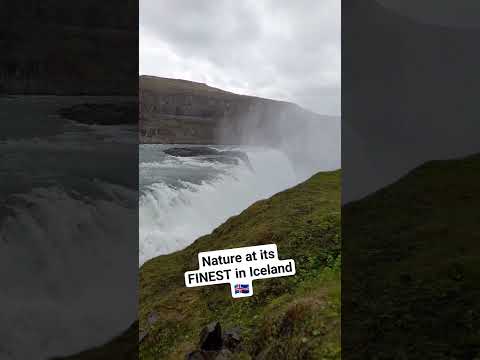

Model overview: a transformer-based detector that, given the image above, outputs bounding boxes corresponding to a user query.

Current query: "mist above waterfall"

[217,100,341,181]
[139,102,340,265]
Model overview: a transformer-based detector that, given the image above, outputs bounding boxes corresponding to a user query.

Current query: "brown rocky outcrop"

[139,75,333,145]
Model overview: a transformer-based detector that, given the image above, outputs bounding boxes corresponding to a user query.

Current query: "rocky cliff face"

[0,1,137,95]
[139,75,332,146]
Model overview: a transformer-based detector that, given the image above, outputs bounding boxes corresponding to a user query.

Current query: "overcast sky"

[140,0,340,116]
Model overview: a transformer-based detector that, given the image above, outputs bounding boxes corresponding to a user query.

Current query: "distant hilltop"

[140,76,237,97]
[139,75,336,145]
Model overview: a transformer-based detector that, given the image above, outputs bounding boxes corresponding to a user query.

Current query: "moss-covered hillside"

[343,154,480,359]
[140,170,341,359]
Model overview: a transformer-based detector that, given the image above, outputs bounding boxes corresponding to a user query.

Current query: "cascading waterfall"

[0,96,139,360]
[0,183,137,360]
[139,146,298,265]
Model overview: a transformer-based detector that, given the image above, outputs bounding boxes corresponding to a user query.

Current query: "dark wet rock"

[186,322,241,359]
[59,103,137,125]
[199,321,223,351]
[186,349,233,360]
[164,147,252,169]
[164,147,219,157]
[185,350,206,360]
[213,349,233,359]
[223,327,242,351]
[201,156,240,166]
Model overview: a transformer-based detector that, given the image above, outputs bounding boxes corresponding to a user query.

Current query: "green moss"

[343,154,480,359]
[140,170,341,359]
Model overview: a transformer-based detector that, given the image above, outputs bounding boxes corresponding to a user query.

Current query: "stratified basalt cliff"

[139,75,336,145]
[0,1,137,95]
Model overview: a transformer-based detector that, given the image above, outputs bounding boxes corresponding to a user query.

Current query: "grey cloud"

[140,0,340,115]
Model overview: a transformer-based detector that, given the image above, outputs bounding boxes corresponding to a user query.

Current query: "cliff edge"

[139,75,335,145]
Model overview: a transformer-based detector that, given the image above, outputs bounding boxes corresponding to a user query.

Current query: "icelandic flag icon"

[234,284,250,294]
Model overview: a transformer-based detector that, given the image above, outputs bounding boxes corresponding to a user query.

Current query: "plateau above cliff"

[139,75,337,146]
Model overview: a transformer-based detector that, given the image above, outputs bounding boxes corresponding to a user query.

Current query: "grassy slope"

[140,170,341,359]
[53,323,137,360]
[59,154,480,359]
[343,154,480,359]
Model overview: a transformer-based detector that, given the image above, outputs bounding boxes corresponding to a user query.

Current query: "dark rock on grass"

[147,311,158,326]
[223,327,242,351]
[185,323,238,359]
[199,321,223,351]
[185,350,206,360]
[213,349,233,360]
[59,103,137,125]
[185,349,233,360]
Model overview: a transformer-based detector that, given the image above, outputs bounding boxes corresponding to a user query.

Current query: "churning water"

[0,96,137,360]
[0,95,339,359]
[139,144,298,265]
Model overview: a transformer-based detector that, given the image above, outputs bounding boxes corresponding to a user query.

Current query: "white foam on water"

[139,148,298,265]
[0,184,137,360]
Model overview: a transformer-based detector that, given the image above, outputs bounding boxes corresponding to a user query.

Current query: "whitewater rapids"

[139,145,299,265]
[0,96,138,360]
